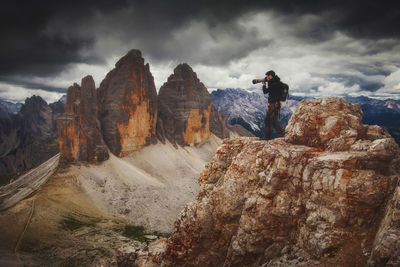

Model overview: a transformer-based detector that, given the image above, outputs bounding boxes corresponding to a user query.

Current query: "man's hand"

[262,82,266,86]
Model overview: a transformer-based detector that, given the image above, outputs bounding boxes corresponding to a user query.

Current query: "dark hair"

[265,70,275,77]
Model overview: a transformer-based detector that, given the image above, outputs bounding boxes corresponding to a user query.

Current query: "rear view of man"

[262,70,284,140]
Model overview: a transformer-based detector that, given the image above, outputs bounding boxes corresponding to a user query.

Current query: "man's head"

[265,70,275,81]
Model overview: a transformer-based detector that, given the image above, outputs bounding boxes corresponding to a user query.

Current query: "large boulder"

[97,49,158,156]
[163,97,400,266]
[285,98,365,150]
[57,76,108,163]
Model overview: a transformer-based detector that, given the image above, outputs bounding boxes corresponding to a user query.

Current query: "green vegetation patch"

[122,225,170,242]
[61,217,95,231]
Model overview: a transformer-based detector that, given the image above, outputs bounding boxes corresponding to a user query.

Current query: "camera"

[252,78,266,84]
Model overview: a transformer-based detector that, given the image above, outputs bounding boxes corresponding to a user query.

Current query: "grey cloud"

[348,63,392,77]
[323,74,384,92]
[0,77,67,94]
[1,0,400,100]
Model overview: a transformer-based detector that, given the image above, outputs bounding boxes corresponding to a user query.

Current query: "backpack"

[279,82,289,101]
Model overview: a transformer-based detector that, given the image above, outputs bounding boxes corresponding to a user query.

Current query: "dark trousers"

[265,102,284,140]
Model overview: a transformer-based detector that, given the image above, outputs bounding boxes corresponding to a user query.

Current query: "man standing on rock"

[262,70,284,140]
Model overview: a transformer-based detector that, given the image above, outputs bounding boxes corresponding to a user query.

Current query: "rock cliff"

[157,64,213,146]
[54,51,248,163]
[157,64,245,146]
[163,98,400,266]
[57,76,108,163]
[0,95,63,178]
[98,50,158,156]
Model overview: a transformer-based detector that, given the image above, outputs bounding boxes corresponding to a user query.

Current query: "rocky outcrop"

[0,95,63,178]
[370,181,400,266]
[157,64,213,146]
[98,49,158,156]
[164,98,400,266]
[57,76,108,163]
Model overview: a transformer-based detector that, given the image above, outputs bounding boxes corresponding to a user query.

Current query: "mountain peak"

[158,64,212,146]
[170,63,198,82]
[81,75,95,88]
[98,49,158,156]
[23,95,47,108]
[115,49,144,68]
[126,49,142,58]
[174,63,194,73]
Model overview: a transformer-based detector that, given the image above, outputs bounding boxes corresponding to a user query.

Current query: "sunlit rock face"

[284,98,365,150]
[163,98,400,267]
[57,76,109,163]
[157,64,213,146]
[97,49,158,156]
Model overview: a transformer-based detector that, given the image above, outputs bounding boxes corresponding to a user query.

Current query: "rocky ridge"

[160,98,400,266]
[0,95,64,178]
[57,50,249,163]
[57,76,109,163]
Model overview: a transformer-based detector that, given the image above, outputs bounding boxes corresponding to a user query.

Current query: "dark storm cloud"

[348,63,392,77]
[0,76,67,94]
[1,0,399,91]
[323,74,384,92]
[0,0,127,78]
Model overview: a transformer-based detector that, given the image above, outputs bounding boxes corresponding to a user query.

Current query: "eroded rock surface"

[98,49,158,156]
[0,95,63,177]
[57,76,108,163]
[157,64,213,146]
[163,98,400,266]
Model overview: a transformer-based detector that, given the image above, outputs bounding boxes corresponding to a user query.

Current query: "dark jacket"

[262,75,281,103]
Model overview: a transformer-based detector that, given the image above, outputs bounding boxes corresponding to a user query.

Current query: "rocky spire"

[20,95,56,142]
[97,49,158,156]
[57,75,109,163]
[157,63,213,146]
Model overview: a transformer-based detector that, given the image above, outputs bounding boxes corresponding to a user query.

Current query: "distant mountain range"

[0,95,65,183]
[211,88,400,144]
[0,99,22,119]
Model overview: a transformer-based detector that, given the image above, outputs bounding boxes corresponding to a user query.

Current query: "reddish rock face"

[98,50,158,156]
[284,98,365,150]
[157,64,213,146]
[163,98,400,266]
[57,76,109,163]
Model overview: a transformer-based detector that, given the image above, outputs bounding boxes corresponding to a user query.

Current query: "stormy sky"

[1,0,400,103]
